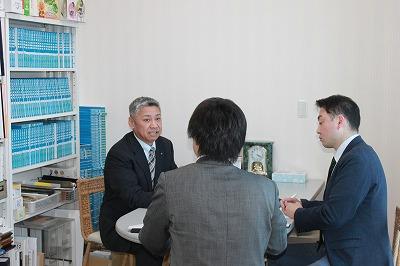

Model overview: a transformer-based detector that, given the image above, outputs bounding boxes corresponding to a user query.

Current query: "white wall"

[76,0,400,238]
[382,0,400,241]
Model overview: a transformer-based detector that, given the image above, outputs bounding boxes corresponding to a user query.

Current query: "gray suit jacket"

[139,158,287,266]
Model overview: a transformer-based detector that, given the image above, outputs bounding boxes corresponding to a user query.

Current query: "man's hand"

[280,197,303,219]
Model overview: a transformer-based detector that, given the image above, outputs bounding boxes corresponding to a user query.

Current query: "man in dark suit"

[100,96,177,266]
[282,95,393,266]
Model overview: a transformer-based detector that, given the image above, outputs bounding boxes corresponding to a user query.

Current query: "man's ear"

[128,116,135,130]
[337,114,346,129]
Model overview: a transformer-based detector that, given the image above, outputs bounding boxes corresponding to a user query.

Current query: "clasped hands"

[280,197,303,219]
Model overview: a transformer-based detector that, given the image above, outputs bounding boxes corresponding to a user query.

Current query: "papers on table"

[128,224,143,229]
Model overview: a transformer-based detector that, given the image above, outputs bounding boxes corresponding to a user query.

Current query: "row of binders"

[11,120,75,169]
[10,78,73,119]
[80,107,106,179]
[89,192,103,232]
[9,26,73,69]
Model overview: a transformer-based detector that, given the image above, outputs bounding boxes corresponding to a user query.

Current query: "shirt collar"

[334,134,359,162]
[134,133,156,160]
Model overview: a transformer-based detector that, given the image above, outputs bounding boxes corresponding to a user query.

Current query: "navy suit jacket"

[294,136,393,266]
[100,132,177,252]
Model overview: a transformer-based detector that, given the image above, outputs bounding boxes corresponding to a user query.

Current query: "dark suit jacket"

[139,158,287,266]
[294,136,393,266]
[100,132,177,252]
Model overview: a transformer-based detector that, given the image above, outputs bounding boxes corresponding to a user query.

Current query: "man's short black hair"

[316,95,360,132]
[187,97,247,163]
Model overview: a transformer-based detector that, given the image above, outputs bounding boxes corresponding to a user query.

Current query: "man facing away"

[99,96,177,266]
[282,95,393,266]
[139,97,287,266]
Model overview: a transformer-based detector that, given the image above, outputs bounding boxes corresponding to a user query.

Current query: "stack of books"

[38,175,77,202]
[79,107,106,178]
[20,176,77,205]
[9,26,73,69]
[0,228,14,255]
[11,120,75,169]
[10,77,73,119]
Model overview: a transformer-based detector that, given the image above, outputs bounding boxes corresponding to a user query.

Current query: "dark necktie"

[327,157,337,182]
[148,147,156,188]
[318,157,337,251]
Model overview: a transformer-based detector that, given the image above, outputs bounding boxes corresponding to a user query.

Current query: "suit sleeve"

[294,156,371,233]
[139,173,170,256]
[104,148,153,208]
[301,199,323,208]
[266,182,288,259]
[168,141,178,170]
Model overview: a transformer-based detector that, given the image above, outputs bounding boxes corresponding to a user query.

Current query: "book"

[21,186,54,195]
[21,193,48,201]
[0,231,13,240]
[0,237,12,248]
[21,182,60,189]
[33,181,61,188]
[41,175,77,183]
[0,228,12,238]
[38,178,76,188]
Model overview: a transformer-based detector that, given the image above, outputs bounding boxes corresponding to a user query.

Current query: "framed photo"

[242,141,273,178]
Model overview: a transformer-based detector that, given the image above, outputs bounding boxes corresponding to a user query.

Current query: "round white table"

[115,179,325,243]
[115,208,147,243]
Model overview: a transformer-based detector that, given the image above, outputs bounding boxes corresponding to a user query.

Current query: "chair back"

[394,206,400,266]
[77,176,105,241]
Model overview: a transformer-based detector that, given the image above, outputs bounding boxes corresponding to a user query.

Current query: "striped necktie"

[148,147,156,187]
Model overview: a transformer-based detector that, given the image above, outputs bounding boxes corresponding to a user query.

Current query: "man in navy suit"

[281,95,393,266]
[100,97,177,266]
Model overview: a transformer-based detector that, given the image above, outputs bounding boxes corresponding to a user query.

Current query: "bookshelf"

[0,12,81,263]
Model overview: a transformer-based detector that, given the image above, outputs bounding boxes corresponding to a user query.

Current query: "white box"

[4,0,23,14]
[272,172,307,183]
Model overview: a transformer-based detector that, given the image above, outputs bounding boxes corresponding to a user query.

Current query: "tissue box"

[272,172,306,183]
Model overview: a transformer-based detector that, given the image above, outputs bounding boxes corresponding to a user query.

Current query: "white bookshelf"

[0,13,82,265]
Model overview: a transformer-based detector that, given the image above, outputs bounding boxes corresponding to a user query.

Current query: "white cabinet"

[0,12,81,264]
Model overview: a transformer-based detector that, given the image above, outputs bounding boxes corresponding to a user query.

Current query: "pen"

[290,194,297,198]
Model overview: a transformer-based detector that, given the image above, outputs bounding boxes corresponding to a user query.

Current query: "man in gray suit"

[139,97,287,266]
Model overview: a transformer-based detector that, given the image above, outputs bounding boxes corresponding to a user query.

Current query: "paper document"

[128,224,143,230]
